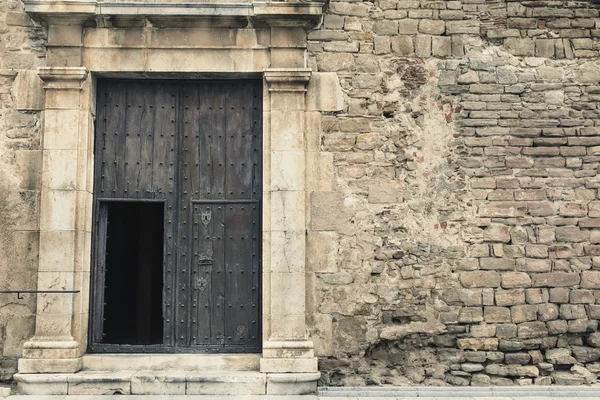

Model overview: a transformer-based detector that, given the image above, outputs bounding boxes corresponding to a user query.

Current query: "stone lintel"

[264,68,311,92]
[38,67,89,90]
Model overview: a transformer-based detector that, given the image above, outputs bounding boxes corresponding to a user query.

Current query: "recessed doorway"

[89,79,262,353]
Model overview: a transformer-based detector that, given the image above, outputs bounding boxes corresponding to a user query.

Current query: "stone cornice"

[264,68,311,92]
[23,0,325,27]
[38,67,89,90]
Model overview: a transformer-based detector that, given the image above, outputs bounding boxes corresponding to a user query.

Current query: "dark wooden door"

[91,79,262,353]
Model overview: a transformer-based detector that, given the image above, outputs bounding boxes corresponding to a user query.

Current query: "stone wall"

[0,0,44,380]
[306,0,600,387]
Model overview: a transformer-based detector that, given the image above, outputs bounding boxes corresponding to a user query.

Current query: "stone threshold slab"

[318,386,600,397]
[82,354,260,371]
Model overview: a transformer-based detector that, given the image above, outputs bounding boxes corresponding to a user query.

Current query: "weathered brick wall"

[307,0,600,387]
[0,0,45,380]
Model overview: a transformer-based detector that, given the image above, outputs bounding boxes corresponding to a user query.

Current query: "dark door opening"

[90,79,262,353]
[100,201,164,345]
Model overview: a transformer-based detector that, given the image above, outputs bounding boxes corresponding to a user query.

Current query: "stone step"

[15,370,320,396]
[82,354,260,371]
[15,370,267,395]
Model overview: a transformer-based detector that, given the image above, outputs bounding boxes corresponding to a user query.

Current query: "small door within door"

[90,79,262,353]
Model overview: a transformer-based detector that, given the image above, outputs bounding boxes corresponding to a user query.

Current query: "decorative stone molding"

[23,1,325,28]
[264,69,312,92]
[38,67,88,90]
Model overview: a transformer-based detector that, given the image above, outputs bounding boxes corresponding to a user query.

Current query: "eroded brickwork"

[307,0,600,387]
[0,0,44,380]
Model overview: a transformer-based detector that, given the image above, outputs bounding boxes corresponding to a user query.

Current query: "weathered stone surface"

[581,271,600,288]
[460,271,501,288]
[546,348,576,364]
[532,273,580,287]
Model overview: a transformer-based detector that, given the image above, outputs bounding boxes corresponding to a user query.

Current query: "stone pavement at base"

[3,386,600,399]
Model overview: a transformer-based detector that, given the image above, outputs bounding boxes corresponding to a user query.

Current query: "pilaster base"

[266,372,321,395]
[260,340,318,373]
[19,339,82,373]
[260,357,318,373]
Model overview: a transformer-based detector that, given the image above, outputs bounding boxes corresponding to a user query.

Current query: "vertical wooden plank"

[211,203,226,346]
[251,82,263,202]
[124,82,142,198]
[181,84,203,347]
[251,82,263,348]
[225,82,253,201]
[209,83,227,200]
[192,204,214,346]
[152,82,177,199]
[92,203,108,344]
[101,82,127,198]
[114,84,128,199]
[150,82,178,348]
[224,204,254,347]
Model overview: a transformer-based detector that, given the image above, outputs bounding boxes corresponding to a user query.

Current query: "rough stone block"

[306,72,344,112]
[432,36,452,57]
[310,192,346,231]
[480,258,515,271]
[398,19,418,35]
[532,272,580,287]
[504,38,535,56]
[459,307,484,323]
[415,35,432,58]
[391,36,414,56]
[517,258,551,273]
[555,226,589,242]
[446,20,480,34]
[457,338,499,351]
[460,271,501,288]
[307,231,338,273]
[517,321,548,339]
[496,290,525,307]
[502,272,531,288]
[368,179,403,203]
[560,304,587,320]
[581,271,600,288]
[483,225,510,243]
[538,303,559,321]
[419,19,445,35]
[547,319,568,334]
[373,20,398,35]
[525,288,549,304]
[12,70,44,111]
[484,306,512,323]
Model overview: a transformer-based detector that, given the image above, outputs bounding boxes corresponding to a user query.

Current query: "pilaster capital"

[264,68,311,93]
[38,67,89,90]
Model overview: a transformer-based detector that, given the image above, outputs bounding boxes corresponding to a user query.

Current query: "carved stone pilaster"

[261,68,318,382]
[19,67,91,374]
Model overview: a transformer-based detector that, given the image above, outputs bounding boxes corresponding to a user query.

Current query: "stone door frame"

[17,14,322,378]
